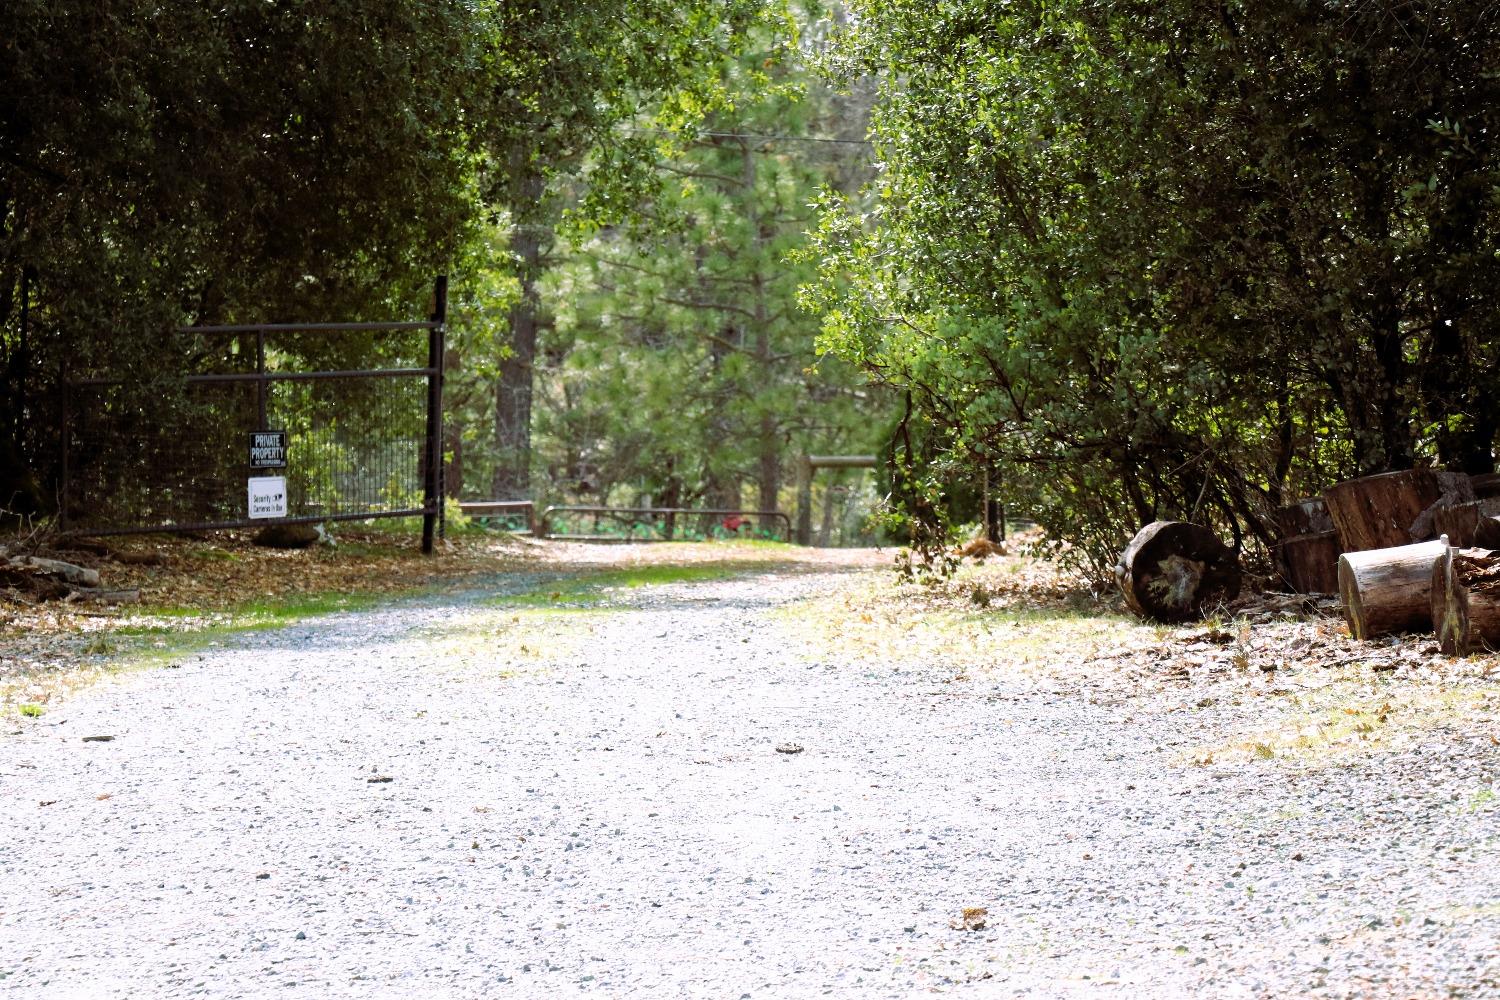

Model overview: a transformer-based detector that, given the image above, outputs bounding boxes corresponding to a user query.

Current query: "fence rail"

[539,505,791,543]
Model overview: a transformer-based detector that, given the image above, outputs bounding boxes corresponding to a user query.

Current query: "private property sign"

[247,476,288,519]
[249,430,288,469]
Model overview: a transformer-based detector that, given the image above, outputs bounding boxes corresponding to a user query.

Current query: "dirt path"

[3,567,1497,998]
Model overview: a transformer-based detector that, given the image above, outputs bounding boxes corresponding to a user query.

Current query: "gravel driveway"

[3,567,1497,998]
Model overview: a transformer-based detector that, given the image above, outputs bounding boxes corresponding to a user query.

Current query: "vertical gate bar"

[421,274,448,554]
[795,455,812,545]
[255,328,268,430]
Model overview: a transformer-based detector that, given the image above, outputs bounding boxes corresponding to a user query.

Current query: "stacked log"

[1270,498,1339,593]
[1115,521,1241,623]
[1276,531,1341,594]
[1469,472,1500,499]
[1324,469,1472,551]
[1431,545,1500,656]
[1431,497,1500,549]
[0,549,139,604]
[1274,498,1334,538]
[1337,539,1448,640]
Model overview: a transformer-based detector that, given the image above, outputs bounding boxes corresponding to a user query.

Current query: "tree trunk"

[1337,539,1447,640]
[817,476,840,547]
[740,139,780,534]
[493,166,545,500]
[1432,498,1500,549]
[1273,498,1333,538]
[1114,521,1241,623]
[1431,546,1500,657]
[1275,530,1340,594]
[444,421,463,500]
[1324,469,1472,552]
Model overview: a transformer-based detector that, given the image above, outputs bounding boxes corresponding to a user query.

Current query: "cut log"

[13,556,102,589]
[252,524,323,549]
[1469,472,1500,499]
[64,587,142,605]
[1274,499,1334,538]
[0,566,70,600]
[1114,521,1241,623]
[1324,470,1472,551]
[1431,546,1500,656]
[1337,539,1448,640]
[1275,530,1341,594]
[1431,498,1500,548]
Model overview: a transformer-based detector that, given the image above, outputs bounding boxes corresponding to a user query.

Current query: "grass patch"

[1187,672,1500,767]
[17,703,44,718]
[776,559,1140,678]
[485,562,759,608]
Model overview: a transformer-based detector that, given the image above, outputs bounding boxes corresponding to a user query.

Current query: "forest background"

[3,1,1498,576]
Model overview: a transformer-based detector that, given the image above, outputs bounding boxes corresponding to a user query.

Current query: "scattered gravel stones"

[0,568,1496,998]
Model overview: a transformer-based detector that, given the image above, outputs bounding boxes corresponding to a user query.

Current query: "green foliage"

[808,0,1500,576]
[522,2,890,519]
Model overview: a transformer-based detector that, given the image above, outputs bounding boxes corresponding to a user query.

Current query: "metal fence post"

[421,275,448,554]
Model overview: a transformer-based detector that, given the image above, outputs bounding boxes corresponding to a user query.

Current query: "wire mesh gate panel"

[61,280,447,551]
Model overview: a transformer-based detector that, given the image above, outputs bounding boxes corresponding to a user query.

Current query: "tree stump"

[1431,498,1500,549]
[1431,546,1500,656]
[1275,530,1341,594]
[1115,521,1240,623]
[1273,498,1334,538]
[253,524,323,549]
[1324,470,1471,552]
[1337,539,1447,640]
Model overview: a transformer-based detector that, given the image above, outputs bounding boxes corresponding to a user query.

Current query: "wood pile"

[0,538,148,605]
[1115,468,1500,657]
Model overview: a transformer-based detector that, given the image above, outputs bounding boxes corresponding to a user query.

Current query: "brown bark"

[1469,473,1500,499]
[1324,469,1472,551]
[1431,498,1500,549]
[1275,530,1340,594]
[1337,539,1447,640]
[1431,546,1500,657]
[1114,521,1241,623]
[1274,498,1333,539]
[492,165,545,500]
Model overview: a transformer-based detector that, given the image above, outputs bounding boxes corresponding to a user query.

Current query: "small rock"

[775,742,804,755]
[81,735,114,742]
[367,775,393,784]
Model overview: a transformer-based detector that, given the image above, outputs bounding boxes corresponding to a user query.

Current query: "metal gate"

[60,278,447,552]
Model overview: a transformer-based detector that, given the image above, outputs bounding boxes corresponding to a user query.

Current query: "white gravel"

[3,569,1498,998]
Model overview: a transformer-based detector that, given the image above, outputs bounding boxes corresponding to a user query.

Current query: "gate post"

[422,275,448,555]
[795,455,813,546]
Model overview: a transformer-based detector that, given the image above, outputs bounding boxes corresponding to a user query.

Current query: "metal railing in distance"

[539,506,792,543]
[458,500,535,535]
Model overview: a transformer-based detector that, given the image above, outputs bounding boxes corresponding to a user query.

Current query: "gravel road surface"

[3,568,1497,998]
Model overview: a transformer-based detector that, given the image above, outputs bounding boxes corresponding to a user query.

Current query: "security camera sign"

[248,430,288,469]
[247,476,288,519]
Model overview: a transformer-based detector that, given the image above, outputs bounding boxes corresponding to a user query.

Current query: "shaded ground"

[2,552,1497,997]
